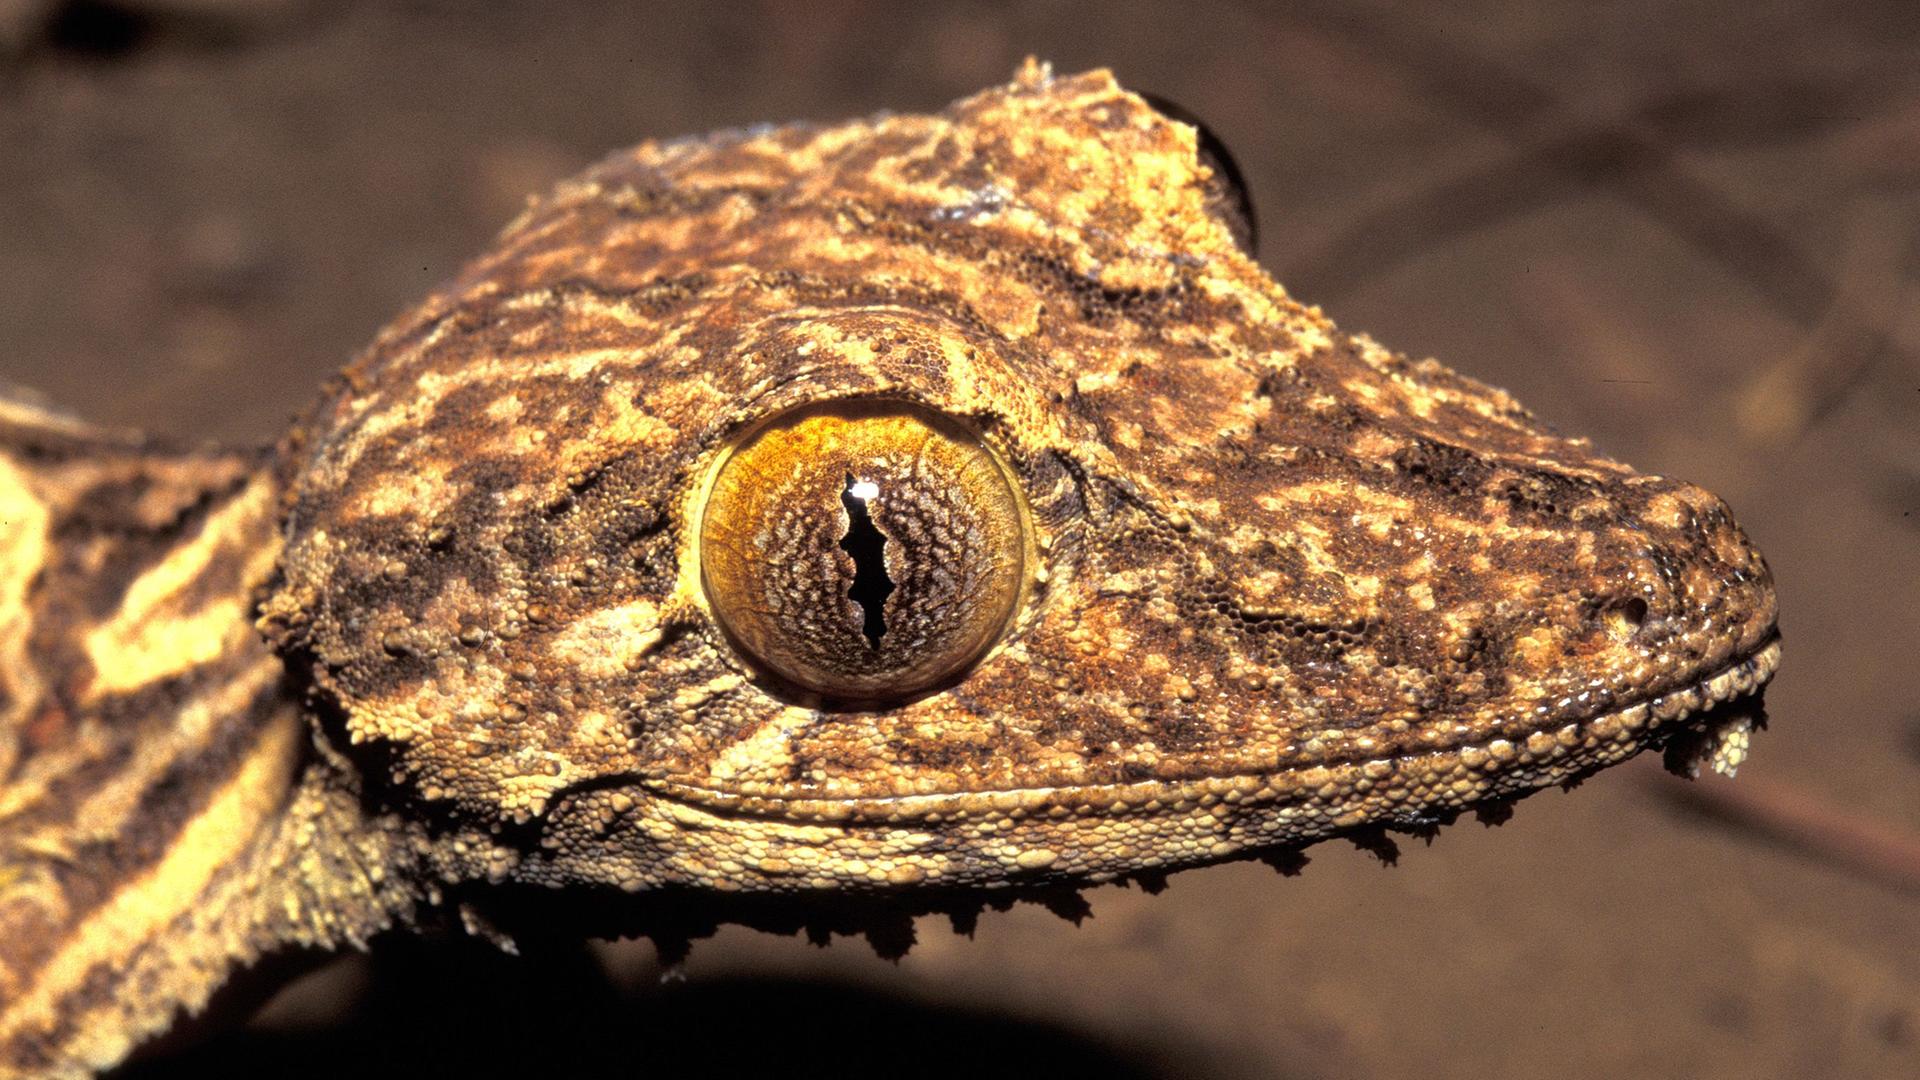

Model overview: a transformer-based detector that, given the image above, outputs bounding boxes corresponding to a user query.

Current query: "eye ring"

[696,400,1030,702]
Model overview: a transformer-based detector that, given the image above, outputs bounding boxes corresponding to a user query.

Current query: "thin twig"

[1643,759,1920,894]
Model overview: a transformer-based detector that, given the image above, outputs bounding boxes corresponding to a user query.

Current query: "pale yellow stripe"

[0,706,300,1065]
[0,397,97,439]
[15,655,278,855]
[0,456,52,776]
[82,477,278,700]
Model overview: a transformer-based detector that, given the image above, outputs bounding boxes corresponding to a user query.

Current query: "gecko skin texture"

[0,62,1778,1077]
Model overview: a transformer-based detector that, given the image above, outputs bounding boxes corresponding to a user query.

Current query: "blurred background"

[2,1,1917,1077]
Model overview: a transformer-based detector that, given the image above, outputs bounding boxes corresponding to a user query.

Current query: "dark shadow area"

[15,0,296,63]
[114,935,1209,1080]
[43,0,154,59]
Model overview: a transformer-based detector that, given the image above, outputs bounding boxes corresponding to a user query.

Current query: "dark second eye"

[698,402,1027,701]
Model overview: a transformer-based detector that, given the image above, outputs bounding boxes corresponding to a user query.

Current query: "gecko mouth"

[639,634,1781,827]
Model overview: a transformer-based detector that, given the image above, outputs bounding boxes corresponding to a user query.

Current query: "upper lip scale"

[635,633,1783,814]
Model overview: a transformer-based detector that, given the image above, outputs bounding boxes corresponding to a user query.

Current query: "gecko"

[0,61,1779,1076]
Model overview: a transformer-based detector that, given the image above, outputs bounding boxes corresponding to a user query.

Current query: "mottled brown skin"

[0,63,1778,1077]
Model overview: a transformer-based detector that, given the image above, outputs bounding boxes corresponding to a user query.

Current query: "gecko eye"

[1140,93,1259,258]
[698,401,1027,701]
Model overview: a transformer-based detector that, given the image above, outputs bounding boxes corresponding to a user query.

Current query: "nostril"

[1603,596,1650,641]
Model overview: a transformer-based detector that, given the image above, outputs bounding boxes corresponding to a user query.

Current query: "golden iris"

[699,402,1027,700]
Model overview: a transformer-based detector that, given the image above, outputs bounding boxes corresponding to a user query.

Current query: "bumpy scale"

[0,62,1779,1077]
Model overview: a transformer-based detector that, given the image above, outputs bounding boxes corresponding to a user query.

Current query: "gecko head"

[259,64,1777,901]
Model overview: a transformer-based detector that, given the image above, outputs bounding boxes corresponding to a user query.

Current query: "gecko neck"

[0,404,415,1076]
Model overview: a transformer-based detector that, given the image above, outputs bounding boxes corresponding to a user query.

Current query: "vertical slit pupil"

[839,474,894,648]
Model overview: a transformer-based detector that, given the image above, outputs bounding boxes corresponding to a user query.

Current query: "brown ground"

[4,2,1918,1077]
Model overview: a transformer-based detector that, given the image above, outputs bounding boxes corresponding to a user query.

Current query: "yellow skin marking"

[0,692,299,1071]
[0,457,50,755]
[82,478,278,699]
[0,63,1778,1077]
